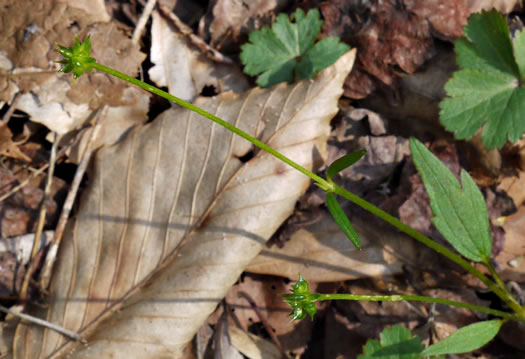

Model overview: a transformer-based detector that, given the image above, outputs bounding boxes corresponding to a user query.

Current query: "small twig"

[19,132,60,301]
[40,107,107,289]
[157,3,234,64]
[0,304,85,343]
[132,0,157,44]
[0,164,48,202]
[1,93,21,125]
[237,291,285,356]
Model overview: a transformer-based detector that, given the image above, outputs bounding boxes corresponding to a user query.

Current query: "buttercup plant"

[57,10,525,357]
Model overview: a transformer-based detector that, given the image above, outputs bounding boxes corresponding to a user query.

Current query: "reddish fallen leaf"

[0,167,65,238]
[321,0,434,99]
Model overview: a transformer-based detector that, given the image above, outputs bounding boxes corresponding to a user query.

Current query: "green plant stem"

[92,63,330,188]
[91,61,524,318]
[332,183,524,317]
[486,260,516,301]
[314,293,521,321]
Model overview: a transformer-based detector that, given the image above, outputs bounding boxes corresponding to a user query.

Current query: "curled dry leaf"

[206,0,290,48]
[149,10,249,102]
[13,50,356,358]
[0,125,31,162]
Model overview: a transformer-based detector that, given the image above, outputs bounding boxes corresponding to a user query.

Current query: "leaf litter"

[1,0,525,358]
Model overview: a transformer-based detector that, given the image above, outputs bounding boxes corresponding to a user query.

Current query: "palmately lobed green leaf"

[513,29,525,76]
[439,10,525,149]
[422,320,503,356]
[463,10,519,77]
[240,8,350,87]
[297,37,350,80]
[358,325,424,359]
[409,139,492,263]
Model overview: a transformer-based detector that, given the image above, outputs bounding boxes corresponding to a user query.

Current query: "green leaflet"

[409,138,491,263]
[423,320,503,356]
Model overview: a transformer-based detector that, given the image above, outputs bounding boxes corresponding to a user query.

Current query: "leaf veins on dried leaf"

[12,51,356,359]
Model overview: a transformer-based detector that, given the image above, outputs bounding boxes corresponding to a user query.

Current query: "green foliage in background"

[240,8,350,87]
[440,10,525,149]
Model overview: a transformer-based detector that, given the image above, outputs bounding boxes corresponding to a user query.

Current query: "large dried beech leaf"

[13,50,356,358]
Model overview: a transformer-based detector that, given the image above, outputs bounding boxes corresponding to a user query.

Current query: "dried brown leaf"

[0,125,30,162]
[228,325,281,359]
[247,208,418,282]
[0,168,64,238]
[0,0,96,102]
[321,0,434,99]
[495,206,525,282]
[66,22,146,109]
[222,274,314,355]
[0,0,145,134]
[207,0,290,48]
[149,10,249,102]
[13,50,356,358]
[65,87,150,164]
[468,0,521,14]
[411,0,470,39]
[63,0,110,22]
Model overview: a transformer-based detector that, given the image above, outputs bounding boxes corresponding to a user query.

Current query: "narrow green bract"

[327,150,367,181]
[326,192,361,249]
[422,320,503,356]
[240,8,350,87]
[409,138,492,263]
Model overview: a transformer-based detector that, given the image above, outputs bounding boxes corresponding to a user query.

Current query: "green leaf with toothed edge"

[240,8,350,87]
[439,10,525,149]
[358,325,424,359]
[409,138,492,263]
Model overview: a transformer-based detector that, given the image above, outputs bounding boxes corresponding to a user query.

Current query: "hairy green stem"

[92,63,329,187]
[91,61,524,318]
[486,260,517,302]
[332,183,524,317]
[315,293,521,321]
